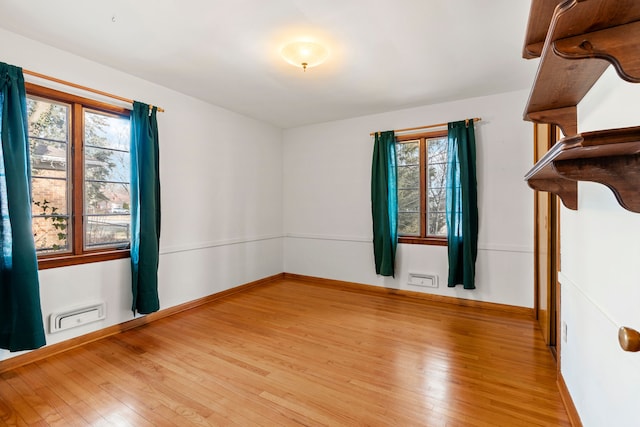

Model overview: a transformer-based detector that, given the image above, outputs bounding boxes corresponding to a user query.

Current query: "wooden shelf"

[522,0,561,59]
[523,0,640,212]
[523,0,640,135]
[525,127,640,213]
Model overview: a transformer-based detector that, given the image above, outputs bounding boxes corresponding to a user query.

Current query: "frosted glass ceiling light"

[281,41,328,72]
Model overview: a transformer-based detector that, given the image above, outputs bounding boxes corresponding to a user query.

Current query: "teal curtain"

[371,131,397,277]
[130,101,161,314]
[0,63,46,351]
[446,120,478,289]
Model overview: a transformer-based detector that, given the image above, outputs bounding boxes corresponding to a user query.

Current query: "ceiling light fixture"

[280,41,329,72]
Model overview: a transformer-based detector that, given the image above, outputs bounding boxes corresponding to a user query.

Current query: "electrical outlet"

[562,321,568,343]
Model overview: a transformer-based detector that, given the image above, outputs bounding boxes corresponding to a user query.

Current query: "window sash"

[26,83,132,269]
[82,108,131,251]
[396,130,448,244]
[28,95,72,255]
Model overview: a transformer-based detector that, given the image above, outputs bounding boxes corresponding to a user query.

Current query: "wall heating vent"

[408,273,439,288]
[49,303,106,333]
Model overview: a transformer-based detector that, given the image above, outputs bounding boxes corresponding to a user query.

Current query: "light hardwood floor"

[0,278,570,426]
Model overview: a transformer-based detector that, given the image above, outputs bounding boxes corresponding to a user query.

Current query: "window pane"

[31,139,67,178]
[427,137,448,237]
[32,177,68,215]
[85,147,130,182]
[27,98,68,142]
[428,162,447,189]
[397,165,419,190]
[398,189,420,212]
[398,212,420,236]
[84,109,131,250]
[428,212,447,236]
[32,216,69,253]
[396,141,419,166]
[428,137,448,162]
[428,187,447,212]
[32,178,70,253]
[85,215,130,248]
[28,97,70,255]
[84,110,130,151]
[85,182,131,215]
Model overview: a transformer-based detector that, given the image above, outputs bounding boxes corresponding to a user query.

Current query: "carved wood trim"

[554,154,640,213]
[554,21,640,84]
[525,127,640,213]
[527,106,577,136]
[528,177,578,210]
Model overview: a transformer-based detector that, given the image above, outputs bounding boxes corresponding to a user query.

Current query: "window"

[27,84,131,268]
[396,130,448,245]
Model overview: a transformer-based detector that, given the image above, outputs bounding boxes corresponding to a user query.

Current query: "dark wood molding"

[71,102,84,256]
[38,249,130,269]
[25,82,130,115]
[558,373,584,427]
[398,236,447,246]
[283,273,534,318]
[0,273,285,374]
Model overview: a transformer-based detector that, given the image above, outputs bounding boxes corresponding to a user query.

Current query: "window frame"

[396,130,448,246]
[26,83,132,270]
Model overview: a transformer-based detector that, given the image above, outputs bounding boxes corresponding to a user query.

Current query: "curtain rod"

[369,117,481,136]
[23,69,165,113]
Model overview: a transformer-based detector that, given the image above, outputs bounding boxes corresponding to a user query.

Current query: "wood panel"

[533,123,559,352]
[536,188,552,344]
[0,277,570,426]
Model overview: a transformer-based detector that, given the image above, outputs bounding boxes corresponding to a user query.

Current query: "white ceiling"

[0,0,537,129]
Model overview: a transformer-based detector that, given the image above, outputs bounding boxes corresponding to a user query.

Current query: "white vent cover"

[408,273,438,288]
[49,303,106,333]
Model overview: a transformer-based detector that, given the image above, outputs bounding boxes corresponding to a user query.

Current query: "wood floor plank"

[115,331,291,426]
[0,278,570,426]
[0,372,45,425]
[1,371,65,426]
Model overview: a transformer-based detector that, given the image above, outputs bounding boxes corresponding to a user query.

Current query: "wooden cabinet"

[523,0,640,213]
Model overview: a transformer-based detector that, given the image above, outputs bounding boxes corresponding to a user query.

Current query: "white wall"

[560,67,640,426]
[0,29,284,361]
[283,90,534,307]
